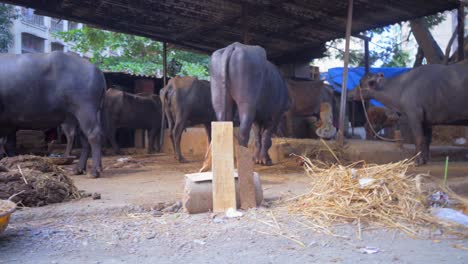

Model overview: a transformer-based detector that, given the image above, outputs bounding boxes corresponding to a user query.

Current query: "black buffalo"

[102,88,162,154]
[160,76,215,162]
[0,51,105,177]
[355,60,468,165]
[210,42,289,165]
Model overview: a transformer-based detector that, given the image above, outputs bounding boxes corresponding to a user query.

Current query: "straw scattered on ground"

[0,155,80,207]
[288,155,468,238]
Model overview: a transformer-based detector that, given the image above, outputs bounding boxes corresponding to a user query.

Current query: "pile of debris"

[289,156,468,237]
[0,155,80,207]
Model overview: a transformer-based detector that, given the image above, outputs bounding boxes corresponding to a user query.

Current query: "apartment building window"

[21,33,45,53]
[68,21,80,31]
[51,42,64,52]
[20,8,45,27]
[51,18,64,33]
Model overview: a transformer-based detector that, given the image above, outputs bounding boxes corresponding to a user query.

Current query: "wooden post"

[237,146,256,209]
[337,0,354,146]
[160,42,168,149]
[458,3,465,61]
[211,122,236,213]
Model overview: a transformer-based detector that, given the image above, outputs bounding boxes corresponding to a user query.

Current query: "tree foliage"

[327,13,446,68]
[0,4,18,53]
[56,27,209,78]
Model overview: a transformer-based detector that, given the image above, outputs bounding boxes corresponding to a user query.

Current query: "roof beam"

[174,14,242,41]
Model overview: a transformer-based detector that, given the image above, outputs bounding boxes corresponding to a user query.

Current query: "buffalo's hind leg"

[259,125,274,166]
[147,128,160,153]
[74,130,90,175]
[61,116,77,157]
[173,116,188,163]
[252,124,262,164]
[423,124,432,163]
[75,108,103,178]
[407,110,426,166]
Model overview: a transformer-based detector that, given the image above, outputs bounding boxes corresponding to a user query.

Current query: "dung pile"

[289,156,468,237]
[0,155,80,207]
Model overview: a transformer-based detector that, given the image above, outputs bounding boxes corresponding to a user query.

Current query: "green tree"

[56,26,209,78]
[0,4,18,53]
[326,13,446,68]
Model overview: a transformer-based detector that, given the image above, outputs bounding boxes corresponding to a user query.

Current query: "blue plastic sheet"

[323,67,411,106]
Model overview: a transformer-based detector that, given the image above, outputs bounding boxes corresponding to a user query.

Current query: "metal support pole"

[364,39,370,74]
[159,42,168,149]
[163,42,168,85]
[458,3,465,61]
[337,0,354,146]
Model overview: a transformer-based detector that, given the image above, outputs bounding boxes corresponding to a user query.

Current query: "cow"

[354,60,468,165]
[364,106,399,140]
[281,79,337,139]
[99,88,162,154]
[0,51,105,177]
[210,42,289,165]
[160,76,215,163]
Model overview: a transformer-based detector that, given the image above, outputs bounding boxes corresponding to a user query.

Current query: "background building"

[7,6,84,55]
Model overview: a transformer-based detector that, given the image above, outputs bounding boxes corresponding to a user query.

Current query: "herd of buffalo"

[0,42,467,177]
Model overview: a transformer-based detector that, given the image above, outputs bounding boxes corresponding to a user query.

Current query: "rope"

[358,86,399,142]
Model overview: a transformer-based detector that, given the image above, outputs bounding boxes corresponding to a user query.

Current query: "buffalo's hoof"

[261,159,273,166]
[415,156,427,166]
[88,171,100,178]
[73,167,85,175]
[178,158,189,163]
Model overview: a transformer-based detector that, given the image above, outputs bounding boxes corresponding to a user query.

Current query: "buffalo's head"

[356,72,385,100]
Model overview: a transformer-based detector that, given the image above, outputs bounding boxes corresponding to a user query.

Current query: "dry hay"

[0,155,80,207]
[288,156,468,238]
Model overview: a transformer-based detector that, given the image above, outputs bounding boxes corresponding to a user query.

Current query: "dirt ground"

[1,152,468,264]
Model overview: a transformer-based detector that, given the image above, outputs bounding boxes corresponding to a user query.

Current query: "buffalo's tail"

[218,44,236,121]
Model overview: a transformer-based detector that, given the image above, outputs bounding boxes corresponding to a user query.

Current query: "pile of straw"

[289,156,466,237]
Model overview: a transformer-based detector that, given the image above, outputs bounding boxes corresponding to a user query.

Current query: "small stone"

[92,193,101,200]
[146,233,156,240]
[193,239,206,245]
[213,217,224,224]
[433,229,443,236]
[152,211,163,217]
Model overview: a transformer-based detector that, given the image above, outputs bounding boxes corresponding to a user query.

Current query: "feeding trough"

[0,200,16,234]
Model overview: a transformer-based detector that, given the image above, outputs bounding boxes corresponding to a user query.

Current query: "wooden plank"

[211,122,236,213]
[186,171,239,183]
[237,145,257,209]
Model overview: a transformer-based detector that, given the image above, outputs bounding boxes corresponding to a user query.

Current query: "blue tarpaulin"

[322,67,411,106]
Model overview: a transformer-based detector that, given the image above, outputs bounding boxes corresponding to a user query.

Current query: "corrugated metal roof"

[2,0,459,64]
